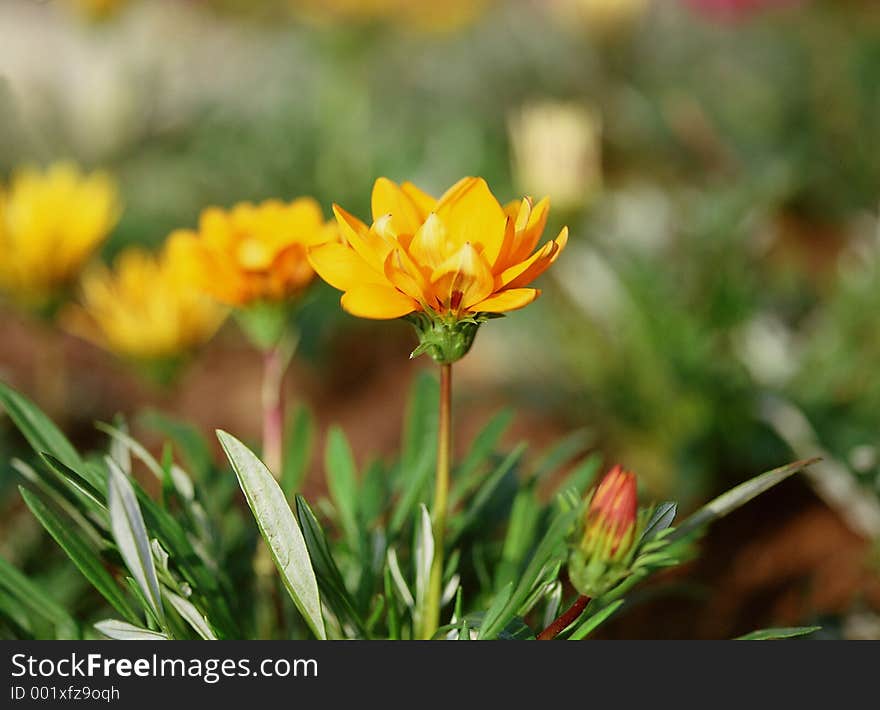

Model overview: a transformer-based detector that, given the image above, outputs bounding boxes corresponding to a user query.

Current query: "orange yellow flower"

[63,0,128,21]
[0,162,120,307]
[62,236,227,361]
[308,177,568,321]
[171,198,337,308]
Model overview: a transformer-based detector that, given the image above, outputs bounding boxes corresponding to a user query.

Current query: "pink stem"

[262,344,285,478]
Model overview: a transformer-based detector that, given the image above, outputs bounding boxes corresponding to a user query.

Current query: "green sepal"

[235,300,294,351]
[405,311,502,365]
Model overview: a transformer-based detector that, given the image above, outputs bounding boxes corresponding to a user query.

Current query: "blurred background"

[2,0,880,638]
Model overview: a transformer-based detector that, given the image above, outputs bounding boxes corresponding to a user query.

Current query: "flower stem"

[536,594,591,640]
[255,333,296,638]
[421,363,452,639]
[261,345,284,478]
[261,335,297,478]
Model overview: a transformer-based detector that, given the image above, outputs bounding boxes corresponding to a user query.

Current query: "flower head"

[62,235,227,363]
[309,177,566,357]
[548,0,650,36]
[569,465,641,597]
[174,198,338,308]
[0,162,120,308]
[293,0,489,33]
[309,177,567,362]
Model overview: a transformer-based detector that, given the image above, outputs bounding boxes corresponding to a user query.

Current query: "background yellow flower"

[308,176,568,320]
[62,238,227,362]
[176,198,337,308]
[0,162,120,308]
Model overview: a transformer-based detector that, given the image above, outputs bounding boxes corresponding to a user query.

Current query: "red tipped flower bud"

[569,465,642,598]
[585,465,638,556]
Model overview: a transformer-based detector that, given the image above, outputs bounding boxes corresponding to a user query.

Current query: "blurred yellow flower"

[62,237,227,361]
[509,101,603,212]
[549,0,650,34]
[309,176,568,320]
[62,0,129,21]
[292,0,488,33]
[174,198,338,308]
[0,163,120,308]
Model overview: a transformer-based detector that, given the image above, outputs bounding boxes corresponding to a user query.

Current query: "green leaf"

[94,619,168,641]
[324,426,360,549]
[0,555,78,639]
[388,445,434,537]
[400,370,438,475]
[477,582,513,640]
[561,453,603,497]
[735,626,821,641]
[164,590,217,640]
[139,410,213,481]
[282,404,314,497]
[19,487,139,624]
[641,502,677,542]
[449,443,526,543]
[528,429,592,484]
[385,547,414,609]
[106,457,164,625]
[98,422,194,501]
[451,409,513,500]
[493,488,540,593]
[672,458,820,540]
[412,504,434,634]
[0,382,83,472]
[480,505,579,640]
[569,600,624,640]
[295,495,367,638]
[40,454,109,524]
[217,430,325,640]
[12,458,107,548]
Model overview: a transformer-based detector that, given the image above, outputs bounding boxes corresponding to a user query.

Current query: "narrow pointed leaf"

[95,619,168,641]
[106,457,164,624]
[0,555,78,639]
[295,495,366,637]
[0,381,83,471]
[217,430,325,639]
[735,626,821,641]
[324,426,360,549]
[282,405,314,497]
[672,458,820,540]
[165,591,217,640]
[18,487,139,623]
[569,600,624,640]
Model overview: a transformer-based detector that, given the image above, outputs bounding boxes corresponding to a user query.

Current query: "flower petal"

[435,177,507,266]
[333,204,386,271]
[384,247,430,303]
[469,288,541,313]
[496,240,557,289]
[308,242,383,292]
[401,182,437,216]
[408,213,448,271]
[372,178,427,236]
[503,196,551,270]
[340,284,419,319]
[505,226,568,289]
[430,242,494,311]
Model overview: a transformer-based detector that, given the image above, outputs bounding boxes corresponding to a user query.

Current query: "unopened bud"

[568,465,641,597]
